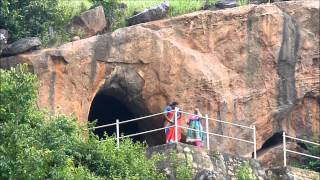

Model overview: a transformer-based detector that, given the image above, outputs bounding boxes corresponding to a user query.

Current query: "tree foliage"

[90,0,125,31]
[0,0,89,46]
[0,64,165,179]
[296,138,320,172]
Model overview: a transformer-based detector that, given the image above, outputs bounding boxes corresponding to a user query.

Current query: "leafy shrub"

[237,0,250,6]
[90,0,124,31]
[0,0,90,47]
[235,162,255,180]
[294,137,320,172]
[92,0,218,30]
[0,64,165,179]
[167,153,193,180]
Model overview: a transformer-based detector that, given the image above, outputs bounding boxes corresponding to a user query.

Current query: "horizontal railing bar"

[285,135,320,146]
[91,122,117,130]
[286,149,320,159]
[119,125,175,139]
[179,110,254,130]
[178,110,205,118]
[207,117,254,130]
[177,125,206,134]
[118,110,173,125]
[178,125,254,144]
[91,110,174,130]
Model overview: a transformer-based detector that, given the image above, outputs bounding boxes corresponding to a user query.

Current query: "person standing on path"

[162,102,182,144]
[186,108,204,147]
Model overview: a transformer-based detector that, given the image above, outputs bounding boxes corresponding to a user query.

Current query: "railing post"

[253,125,257,159]
[283,131,286,167]
[205,114,210,150]
[116,119,120,148]
[174,107,178,143]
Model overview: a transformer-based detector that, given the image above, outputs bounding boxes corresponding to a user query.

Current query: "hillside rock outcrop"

[1,37,41,57]
[67,6,107,38]
[0,0,319,165]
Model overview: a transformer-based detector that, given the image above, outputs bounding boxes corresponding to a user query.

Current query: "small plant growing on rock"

[209,149,220,158]
[235,162,255,180]
[165,152,193,180]
[237,0,250,6]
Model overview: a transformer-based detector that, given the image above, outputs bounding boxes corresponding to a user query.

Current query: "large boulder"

[127,1,169,26]
[204,0,292,10]
[0,0,319,166]
[147,143,267,179]
[1,37,41,57]
[67,6,107,38]
[215,0,238,9]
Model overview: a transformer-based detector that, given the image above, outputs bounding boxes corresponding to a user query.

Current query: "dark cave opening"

[88,93,144,142]
[257,132,284,156]
[261,132,283,149]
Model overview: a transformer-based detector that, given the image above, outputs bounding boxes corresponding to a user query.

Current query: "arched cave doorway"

[88,92,144,142]
[256,132,283,157]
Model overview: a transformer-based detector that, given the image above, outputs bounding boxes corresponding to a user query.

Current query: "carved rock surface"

[0,1,319,164]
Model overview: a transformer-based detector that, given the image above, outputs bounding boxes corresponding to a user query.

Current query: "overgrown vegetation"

[235,162,255,180]
[89,0,218,30]
[0,64,165,179]
[166,152,193,180]
[0,0,91,47]
[237,0,250,6]
[1,0,218,46]
[293,137,320,172]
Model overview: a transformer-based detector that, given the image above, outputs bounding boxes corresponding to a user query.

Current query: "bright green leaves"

[0,64,165,179]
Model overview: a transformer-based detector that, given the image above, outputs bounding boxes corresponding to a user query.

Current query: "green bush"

[166,153,193,180]
[237,0,250,6]
[91,0,218,30]
[294,137,320,172]
[1,0,218,46]
[0,64,165,179]
[235,162,255,180]
[0,0,90,47]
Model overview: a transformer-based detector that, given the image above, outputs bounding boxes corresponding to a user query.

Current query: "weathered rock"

[127,1,169,26]
[148,143,318,179]
[0,1,319,166]
[67,6,107,38]
[147,143,266,179]
[267,166,320,180]
[204,0,292,10]
[71,36,81,41]
[1,37,41,57]
[215,0,238,9]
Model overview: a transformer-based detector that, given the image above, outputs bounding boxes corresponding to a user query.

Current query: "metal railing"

[283,132,320,167]
[91,107,257,159]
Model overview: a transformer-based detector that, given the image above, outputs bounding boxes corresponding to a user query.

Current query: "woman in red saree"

[163,102,182,144]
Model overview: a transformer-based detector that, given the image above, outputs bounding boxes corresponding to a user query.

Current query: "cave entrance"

[257,132,283,156]
[88,92,144,142]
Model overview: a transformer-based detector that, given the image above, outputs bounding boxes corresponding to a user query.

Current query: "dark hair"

[170,101,178,106]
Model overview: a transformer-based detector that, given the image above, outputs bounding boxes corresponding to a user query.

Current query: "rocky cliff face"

[0,0,319,165]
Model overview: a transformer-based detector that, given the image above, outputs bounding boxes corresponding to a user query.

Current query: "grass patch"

[120,0,205,17]
[46,0,92,47]
[114,0,218,29]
